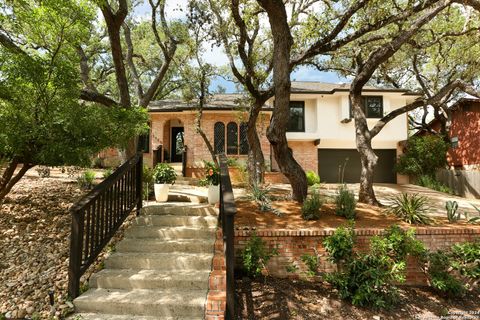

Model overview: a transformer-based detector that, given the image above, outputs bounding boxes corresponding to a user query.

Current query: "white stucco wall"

[267,92,413,149]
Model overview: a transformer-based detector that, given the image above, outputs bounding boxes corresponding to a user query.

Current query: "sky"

[132,0,345,93]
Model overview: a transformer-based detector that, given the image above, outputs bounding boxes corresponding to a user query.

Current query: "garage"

[318,149,397,183]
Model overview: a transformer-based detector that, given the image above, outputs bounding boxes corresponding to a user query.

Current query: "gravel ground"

[0,171,135,319]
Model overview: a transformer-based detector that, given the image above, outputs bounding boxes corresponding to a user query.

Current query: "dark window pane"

[137,125,150,153]
[227,122,238,155]
[362,96,383,118]
[287,101,305,132]
[239,122,249,155]
[214,122,225,154]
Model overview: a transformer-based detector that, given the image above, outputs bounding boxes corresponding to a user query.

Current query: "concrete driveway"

[320,183,480,217]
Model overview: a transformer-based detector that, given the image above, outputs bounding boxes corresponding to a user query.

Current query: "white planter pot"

[154,184,170,202]
[208,184,220,205]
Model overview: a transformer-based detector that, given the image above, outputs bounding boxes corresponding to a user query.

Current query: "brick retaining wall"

[234,227,480,285]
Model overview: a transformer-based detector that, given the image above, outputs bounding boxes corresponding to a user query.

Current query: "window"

[227,122,238,155]
[451,136,459,149]
[137,123,150,153]
[287,101,305,132]
[362,96,383,118]
[239,122,249,155]
[213,121,249,155]
[214,122,225,154]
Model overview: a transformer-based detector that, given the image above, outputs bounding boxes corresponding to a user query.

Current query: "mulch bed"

[236,276,480,320]
[235,197,480,230]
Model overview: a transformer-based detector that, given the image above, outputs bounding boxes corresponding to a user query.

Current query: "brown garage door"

[318,149,397,183]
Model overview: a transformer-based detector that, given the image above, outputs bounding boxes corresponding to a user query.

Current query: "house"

[421,98,480,170]
[137,81,418,184]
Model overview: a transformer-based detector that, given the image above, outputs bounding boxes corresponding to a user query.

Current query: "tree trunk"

[258,0,307,202]
[247,102,265,185]
[351,93,380,206]
[0,160,33,203]
[358,145,379,205]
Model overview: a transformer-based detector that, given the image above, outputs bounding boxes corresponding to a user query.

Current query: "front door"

[171,127,184,162]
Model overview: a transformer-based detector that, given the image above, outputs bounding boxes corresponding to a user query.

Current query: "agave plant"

[386,193,433,225]
[466,204,480,224]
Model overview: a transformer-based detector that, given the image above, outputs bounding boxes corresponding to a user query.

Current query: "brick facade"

[233,227,480,286]
[144,111,272,176]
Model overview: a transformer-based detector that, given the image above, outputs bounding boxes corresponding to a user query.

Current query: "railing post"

[136,153,143,216]
[182,146,187,177]
[68,209,84,299]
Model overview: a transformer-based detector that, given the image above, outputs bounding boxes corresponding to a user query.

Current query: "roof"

[290,81,419,95]
[148,81,418,112]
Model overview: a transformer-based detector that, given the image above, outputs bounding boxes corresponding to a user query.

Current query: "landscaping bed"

[236,276,480,320]
[235,199,479,230]
[0,172,134,319]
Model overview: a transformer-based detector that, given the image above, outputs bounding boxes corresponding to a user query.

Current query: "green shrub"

[301,253,320,277]
[152,163,176,184]
[199,161,220,186]
[324,224,424,309]
[301,191,323,220]
[325,250,405,309]
[450,240,480,279]
[386,193,432,225]
[371,225,427,261]
[417,175,453,194]
[427,251,465,297]
[323,222,355,263]
[335,185,357,219]
[306,170,320,186]
[77,170,96,189]
[395,135,449,177]
[241,233,278,278]
[446,201,461,223]
[102,168,113,179]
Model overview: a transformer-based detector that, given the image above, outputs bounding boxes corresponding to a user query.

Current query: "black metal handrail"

[68,153,143,298]
[218,154,236,319]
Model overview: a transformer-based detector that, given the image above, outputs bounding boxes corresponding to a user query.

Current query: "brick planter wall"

[205,229,227,320]
[234,227,480,286]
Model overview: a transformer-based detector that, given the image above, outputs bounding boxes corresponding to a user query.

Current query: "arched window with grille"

[226,122,238,155]
[239,122,249,155]
[214,122,225,154]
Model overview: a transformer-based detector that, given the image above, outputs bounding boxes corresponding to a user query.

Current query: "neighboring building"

[424,98,480,170]
[135,81,418,184]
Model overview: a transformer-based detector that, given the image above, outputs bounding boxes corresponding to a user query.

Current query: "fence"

[218,154,236,319]
[437,169,480,199]
[68,153,143,298]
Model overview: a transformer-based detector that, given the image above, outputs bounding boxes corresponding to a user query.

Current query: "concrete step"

[125,226,215,240]
[141,204,216,217]
[90,269,210,290]
[134,215,218,228]
[74,288,206,317]
[116,238,214,253]
[71,313,202,320]
[105,252,214,270]
[168,191,206,203]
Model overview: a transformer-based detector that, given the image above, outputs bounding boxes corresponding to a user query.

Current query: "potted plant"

[152,163,177,202]
[200,161,220,204]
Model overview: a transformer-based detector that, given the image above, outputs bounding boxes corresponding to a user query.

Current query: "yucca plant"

[446,200,461,223]
[386,193,433,225]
